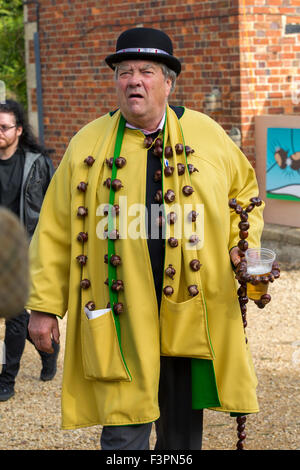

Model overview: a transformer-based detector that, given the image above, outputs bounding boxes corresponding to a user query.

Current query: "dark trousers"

[100,356,203,450]
[0,309,53,387]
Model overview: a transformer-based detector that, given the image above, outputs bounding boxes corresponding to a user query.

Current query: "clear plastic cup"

[245,248,276,300]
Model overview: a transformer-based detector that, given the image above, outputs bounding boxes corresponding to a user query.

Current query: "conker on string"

[77,206,88,217]
[185,146,195,156]
[164,189,176,203]
[188,210,198,222]
[250,197,262,206]
[165,264,176,279]
[104,254,108,264]
[110,254,122,266]
[154,170,162,182]
[113,303,124,315]
[155,138,163,148]
[103,178,111,188]
[240,211,248,222]
[76,254,87,265]
[175,143,184,154]
[260,294,271,304]
[108,229,120,240]
[239,230,248,240]
[164,146,173,158]
[77,232,88,242]
[80,279,91,289]
[85,301,95,311]
[228,198,237,209]
[156,215,165,227]
[188,164,199,174]
[144,136,153,148]
[153,146,163,158]
[188,285,199,296]
[111,179,123,191]
[115,157,127,168]
[246,204,255,213]
[190,259,201,271]
[163,286,174,296]
[238,221,249,231]
[167,212,177,224]
[177,163,185,175]
[77,181,88,192]
[105,157,114,168]
[189,234,199,245]
[168,237,178,248]
[111,280,124,292]
[235,204,243,214]
[238,239,248,252]
[164,166,174,177]
[154,189,163,204]
[84,156,95,166]
[182,185,194,196]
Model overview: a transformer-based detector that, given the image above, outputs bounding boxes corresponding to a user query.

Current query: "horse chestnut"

[182,185,194,196]
[168,237,178,248]
[188,285,199,296]
[163,286,174,296]
[175,143,184,154]
[84,156,95,166]
[77,232,88,242]
[177,163,185,175]
[77,206,88,217]
[165,264,176,279]
[113,303,124,315]
[80,279,91,289]
[164,189,176,203]
[190,259,201,271]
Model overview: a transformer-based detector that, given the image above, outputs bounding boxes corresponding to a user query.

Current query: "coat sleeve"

[26,143,73,318]
[225,132,265,252]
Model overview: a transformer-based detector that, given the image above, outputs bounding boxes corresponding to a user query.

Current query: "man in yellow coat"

[28,27,265,450]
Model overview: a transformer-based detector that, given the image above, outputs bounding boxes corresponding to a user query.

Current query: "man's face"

[0,112,22,154]
[115,60,172,130]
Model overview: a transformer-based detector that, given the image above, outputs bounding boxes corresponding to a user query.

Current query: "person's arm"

[225,133,265,255]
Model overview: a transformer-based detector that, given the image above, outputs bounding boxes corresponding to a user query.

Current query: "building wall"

[24,0,299,168]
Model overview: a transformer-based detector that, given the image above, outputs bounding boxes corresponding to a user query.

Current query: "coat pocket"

[160,293,214,359]
[81,309,131,382]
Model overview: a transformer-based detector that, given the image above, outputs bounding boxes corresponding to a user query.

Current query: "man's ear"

[16,126,23,138]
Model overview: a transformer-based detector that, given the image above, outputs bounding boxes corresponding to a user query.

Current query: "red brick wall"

[26,0,299,167]
[239,0,300,164]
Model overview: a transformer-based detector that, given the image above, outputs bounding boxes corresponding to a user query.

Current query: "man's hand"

[28,310,60,353]
[230,246,242,269]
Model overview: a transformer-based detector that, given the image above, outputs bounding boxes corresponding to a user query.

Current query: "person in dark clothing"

[0,99,59,402]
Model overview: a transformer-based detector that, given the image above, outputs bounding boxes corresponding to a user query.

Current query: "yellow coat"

[27,106,264,429]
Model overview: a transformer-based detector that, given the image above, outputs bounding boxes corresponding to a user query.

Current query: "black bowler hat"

[105,27,181,76]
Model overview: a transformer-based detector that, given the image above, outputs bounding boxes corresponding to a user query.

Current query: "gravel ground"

[0,267,299,450]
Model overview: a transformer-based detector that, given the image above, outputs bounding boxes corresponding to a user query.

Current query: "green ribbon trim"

[108,114,131,379]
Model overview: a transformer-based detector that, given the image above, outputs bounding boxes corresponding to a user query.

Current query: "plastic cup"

[245,248,276,300]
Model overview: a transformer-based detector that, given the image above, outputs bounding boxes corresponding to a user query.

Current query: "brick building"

[24,0,300,168]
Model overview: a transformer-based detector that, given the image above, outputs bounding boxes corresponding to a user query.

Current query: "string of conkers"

[228,196,280,450]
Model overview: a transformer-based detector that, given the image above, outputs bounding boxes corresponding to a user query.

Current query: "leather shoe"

[0,383,14,401]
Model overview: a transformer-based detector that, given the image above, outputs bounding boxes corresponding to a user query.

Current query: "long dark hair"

[0,99,46,155]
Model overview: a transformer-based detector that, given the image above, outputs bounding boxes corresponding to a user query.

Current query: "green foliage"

[0,0,27,108]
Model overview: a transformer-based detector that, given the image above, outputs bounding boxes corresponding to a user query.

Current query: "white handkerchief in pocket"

[84,307,111,320]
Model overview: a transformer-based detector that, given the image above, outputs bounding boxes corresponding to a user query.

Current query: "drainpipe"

[23,1,44,146]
